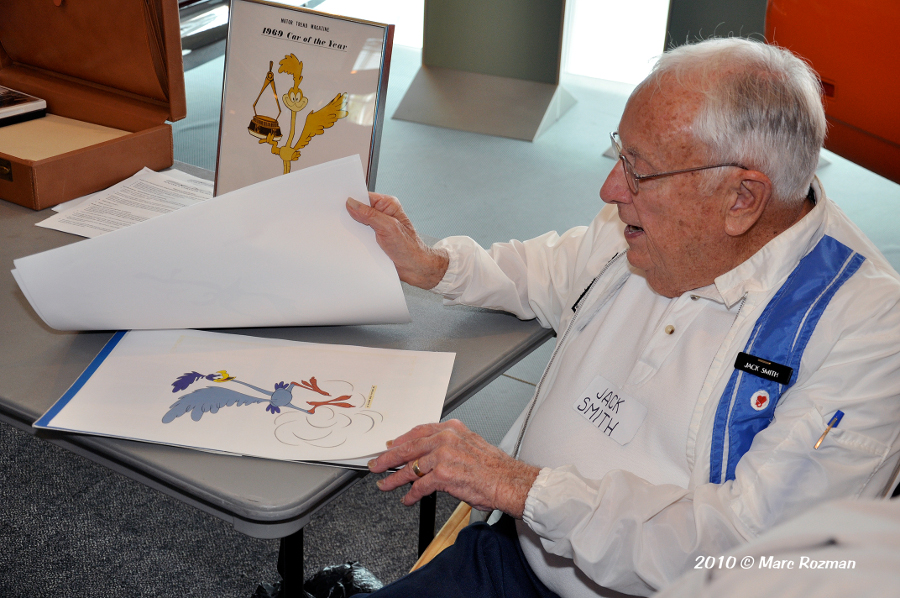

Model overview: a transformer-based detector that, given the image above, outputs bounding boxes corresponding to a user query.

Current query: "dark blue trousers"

[356,515,560,598]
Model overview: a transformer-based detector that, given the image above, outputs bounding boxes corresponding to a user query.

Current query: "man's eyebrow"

[621,138,655,170]
[625,144,646,161]
[616,132,645,160]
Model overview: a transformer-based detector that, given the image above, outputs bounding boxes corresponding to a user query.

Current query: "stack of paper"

[40,167,214,238]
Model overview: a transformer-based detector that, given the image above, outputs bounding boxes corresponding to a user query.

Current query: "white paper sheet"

[34,329,455,463]
[12,155,410,330]
[38,168,214,237]
[52,168,217,213]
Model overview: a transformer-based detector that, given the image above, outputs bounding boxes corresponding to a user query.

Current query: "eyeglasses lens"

[621,156,638,194]
[611,132,638,194]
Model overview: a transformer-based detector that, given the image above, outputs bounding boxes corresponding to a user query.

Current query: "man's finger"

[346,196,375,223]
[347,196,411,238]
[401,478,436,506]
[376,459,425,492]
[368,423,455,473]
[369,436,436,473]
[369,194,409,222]
[388,422,445,447]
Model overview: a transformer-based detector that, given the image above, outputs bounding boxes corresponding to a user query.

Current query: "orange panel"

[766,0,900,183]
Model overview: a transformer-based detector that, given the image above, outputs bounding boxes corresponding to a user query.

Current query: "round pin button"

[664,325,675,335]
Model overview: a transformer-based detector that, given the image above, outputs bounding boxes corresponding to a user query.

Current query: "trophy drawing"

[247,61,283,142]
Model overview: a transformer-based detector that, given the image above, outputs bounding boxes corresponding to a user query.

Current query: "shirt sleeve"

[522,265,900,595]
[430,205,624,332]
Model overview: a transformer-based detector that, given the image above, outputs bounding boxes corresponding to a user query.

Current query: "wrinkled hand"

[346,193,449,290]
[367,420,540,519]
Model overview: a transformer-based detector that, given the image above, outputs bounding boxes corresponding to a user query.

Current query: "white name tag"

[572,375,647,445]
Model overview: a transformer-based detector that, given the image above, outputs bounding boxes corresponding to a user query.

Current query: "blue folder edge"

[33,330,129,428]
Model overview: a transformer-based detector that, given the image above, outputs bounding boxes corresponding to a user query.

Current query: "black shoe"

[251,581,298,598]
[303,561,384,598]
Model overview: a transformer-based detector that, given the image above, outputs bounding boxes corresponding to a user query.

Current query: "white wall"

[563,0,669,85]
[311,0,669,85]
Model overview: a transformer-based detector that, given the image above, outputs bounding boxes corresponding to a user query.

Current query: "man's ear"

[724,170,772,237]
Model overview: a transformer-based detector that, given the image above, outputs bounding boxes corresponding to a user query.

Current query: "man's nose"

[600,160,631,205]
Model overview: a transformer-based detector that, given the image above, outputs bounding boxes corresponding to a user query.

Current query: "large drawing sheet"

[34,329,455,463]
[11,156,410,330]
[216,0,392,195]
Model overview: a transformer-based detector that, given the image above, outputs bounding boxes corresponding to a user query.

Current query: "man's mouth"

[625,224,644,234]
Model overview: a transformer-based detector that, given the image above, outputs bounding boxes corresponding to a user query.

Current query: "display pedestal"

[394,66,575,142]
[393,0,574,141]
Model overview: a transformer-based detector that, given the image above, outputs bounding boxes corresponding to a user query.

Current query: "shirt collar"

[713,177,827,309]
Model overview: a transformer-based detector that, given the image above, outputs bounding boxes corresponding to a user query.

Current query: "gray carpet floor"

[4,24,899,598]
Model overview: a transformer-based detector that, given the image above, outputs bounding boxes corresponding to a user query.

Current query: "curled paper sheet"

[12,156,411,330]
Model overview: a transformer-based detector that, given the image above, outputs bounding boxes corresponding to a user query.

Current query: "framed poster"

[214,0,393,195]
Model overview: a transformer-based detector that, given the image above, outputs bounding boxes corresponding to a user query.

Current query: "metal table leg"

[278,528,305,598]
[252,527,304,598]
[418,492,437,556]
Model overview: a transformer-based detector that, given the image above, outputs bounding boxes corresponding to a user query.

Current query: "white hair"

[635,37,826,204]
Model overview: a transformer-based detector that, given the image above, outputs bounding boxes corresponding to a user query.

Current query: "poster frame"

[214,0,394,195]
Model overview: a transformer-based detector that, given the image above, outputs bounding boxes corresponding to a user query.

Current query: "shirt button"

[664,325,675,335]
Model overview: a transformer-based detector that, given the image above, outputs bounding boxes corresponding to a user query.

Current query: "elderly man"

[345,38,900,597]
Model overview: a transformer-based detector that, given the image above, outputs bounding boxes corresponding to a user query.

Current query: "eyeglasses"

[610,132,747,194]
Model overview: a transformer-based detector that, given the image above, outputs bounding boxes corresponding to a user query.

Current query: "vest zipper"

[512,251,624,458]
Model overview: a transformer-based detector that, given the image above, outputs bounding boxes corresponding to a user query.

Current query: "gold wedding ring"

[411,459,425,478]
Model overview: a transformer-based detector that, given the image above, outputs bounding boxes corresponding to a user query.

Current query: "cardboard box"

[0,0,186,210]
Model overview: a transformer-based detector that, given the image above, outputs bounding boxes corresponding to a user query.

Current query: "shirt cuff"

[429,238,461,295]
[522,466,555,529]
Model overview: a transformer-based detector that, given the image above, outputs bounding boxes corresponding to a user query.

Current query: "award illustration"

[215,0,393,195]
[249,54,349,175]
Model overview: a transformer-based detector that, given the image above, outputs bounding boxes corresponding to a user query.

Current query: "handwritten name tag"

[572,375,647,445]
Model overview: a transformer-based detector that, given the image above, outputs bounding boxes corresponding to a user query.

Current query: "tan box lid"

[0,0,186,130]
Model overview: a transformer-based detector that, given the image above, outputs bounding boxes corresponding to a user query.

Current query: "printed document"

[38,168,213,237]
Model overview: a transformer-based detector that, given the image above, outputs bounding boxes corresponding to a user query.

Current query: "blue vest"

[708,235,865,484]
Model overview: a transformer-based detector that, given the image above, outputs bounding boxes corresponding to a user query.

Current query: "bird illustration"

[162,371,355,423]
[259,53,349,174]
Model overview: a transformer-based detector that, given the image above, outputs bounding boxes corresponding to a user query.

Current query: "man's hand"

[367,420,541,519]
[346,193,449,290]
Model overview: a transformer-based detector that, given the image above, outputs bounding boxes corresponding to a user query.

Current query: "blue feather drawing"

[162,370,353,423]
[162,386,273,422]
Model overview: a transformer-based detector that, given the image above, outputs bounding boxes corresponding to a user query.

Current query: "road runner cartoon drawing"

[32,329,453,460]
[162,369,383,450]
[162,370,356,421]
[248,54,348,175]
